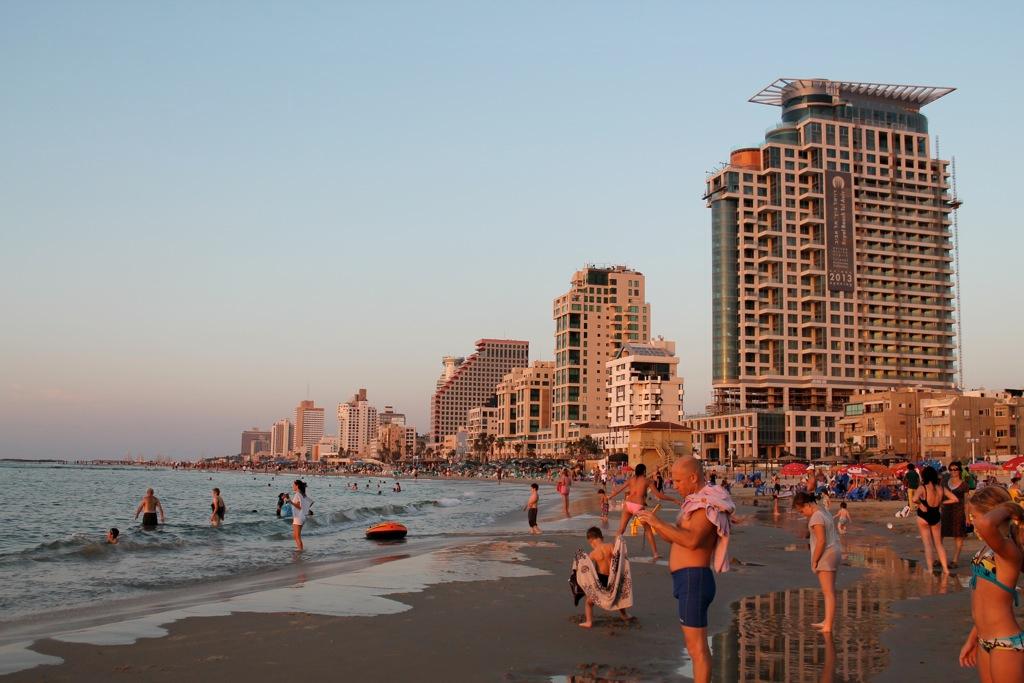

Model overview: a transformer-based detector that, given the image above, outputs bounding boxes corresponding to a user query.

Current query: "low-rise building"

[625,421,694,472]
[838,388,940,460]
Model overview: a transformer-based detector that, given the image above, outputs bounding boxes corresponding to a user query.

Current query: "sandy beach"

[1,486,1003,682]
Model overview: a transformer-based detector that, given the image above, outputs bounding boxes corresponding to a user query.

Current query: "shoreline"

[1,489,988,681]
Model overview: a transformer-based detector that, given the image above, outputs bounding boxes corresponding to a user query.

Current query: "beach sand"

[3,488,1001,682]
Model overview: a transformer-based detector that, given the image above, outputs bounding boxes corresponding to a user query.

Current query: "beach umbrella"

[846,466,870,477]
[969,461,997,472]
[780,463,807,476]
[1001,456,1024,471]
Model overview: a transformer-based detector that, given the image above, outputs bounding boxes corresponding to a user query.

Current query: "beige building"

[312,436,339,461]
[608,339,684,429]
[430,339,529,445]
[377,422,416,461]
[338,388,379,456]
[495,361,554,458]
[702,78,959,462]
[240,427,270,457]
[625,421,694,473]
[552,266,650,454]
[293,400,324,452]
[839,387,1023,463]
[270,419,293,457]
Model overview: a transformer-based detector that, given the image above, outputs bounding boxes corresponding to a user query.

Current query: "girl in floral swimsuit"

[958,486,1024,683]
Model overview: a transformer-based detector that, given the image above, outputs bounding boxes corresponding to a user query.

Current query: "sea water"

[0,462,528,621]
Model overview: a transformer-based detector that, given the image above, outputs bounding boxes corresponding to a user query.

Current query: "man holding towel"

[635,456,734,683]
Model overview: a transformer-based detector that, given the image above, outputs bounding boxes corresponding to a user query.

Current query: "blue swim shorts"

[671,567,716,628]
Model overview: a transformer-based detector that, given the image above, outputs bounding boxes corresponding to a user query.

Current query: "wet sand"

[3,490,1001,682]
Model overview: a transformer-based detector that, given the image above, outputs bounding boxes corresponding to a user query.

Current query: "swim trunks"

[672,567,716,628]
[142,512,158,527]
[528,508,538,528]
[625,501,644,514]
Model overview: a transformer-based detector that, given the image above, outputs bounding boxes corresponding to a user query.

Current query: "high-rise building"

[707,79,957,417]
[240,427,270,457]
[293,400,324,452]
[495,360,554,458]
[338,388,379,456]
[552,266,650,451]
[430,339,529,445]
[270,419,294,456]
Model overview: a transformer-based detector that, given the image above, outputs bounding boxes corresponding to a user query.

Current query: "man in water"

[134,488,165,528]
[210,488,226,527]
[635,457,732,683]
[106,527,119,544]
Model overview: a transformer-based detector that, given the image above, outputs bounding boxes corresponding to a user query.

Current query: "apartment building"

[240,427,270,457]
[430,339,529,445]
[293,400,324,452]
[552,266,650,452]
[495,361,554,457]
[701,78,959,460]
[338,388,379,457]
[270,419,294,457]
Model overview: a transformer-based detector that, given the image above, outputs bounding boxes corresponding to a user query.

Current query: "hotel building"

[240,427,270,458]
[338,388,379,457]
[552,266,650,451]
[293,400,325,453]
[430,339,529,445]
[270,419,294,457]
[495,361,554,457]
[698,79,958,462]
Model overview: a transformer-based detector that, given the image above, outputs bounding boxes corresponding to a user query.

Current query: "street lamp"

[967,437,980,465]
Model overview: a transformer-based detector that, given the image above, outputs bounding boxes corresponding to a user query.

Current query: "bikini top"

[970,545,1020,606]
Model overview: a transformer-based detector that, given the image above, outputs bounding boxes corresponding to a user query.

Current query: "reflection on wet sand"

[712,541,962,682]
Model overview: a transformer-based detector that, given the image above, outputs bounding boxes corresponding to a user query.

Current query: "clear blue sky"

[2,1,1022,459]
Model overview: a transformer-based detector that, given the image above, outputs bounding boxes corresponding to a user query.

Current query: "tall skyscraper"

[706,79,957,417]
[430,339,529,445]
[240,427,270,457]
[338,388,379,456]
[293,400,324,452]
[270,419,294,456]
[551,266,650,449]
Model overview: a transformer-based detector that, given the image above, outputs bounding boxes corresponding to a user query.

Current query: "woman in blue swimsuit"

[958,485,1024,682]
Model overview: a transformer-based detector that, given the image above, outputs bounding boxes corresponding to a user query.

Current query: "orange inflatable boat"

[365,521,408,540]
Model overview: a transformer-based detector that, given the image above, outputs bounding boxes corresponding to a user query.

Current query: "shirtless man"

[579,527,630,628]
[607,463,678,561]
[134,488,165,528]
[635,457,724,683]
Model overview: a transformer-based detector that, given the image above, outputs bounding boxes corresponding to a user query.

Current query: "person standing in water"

[914,465,959,575]
[290,480,311,551]
[557,468,572,517]
[525,483,541,535]
[792,491,841,633]
[958,486,1024,682]
[134,488,165,528]
[210,488,226,527]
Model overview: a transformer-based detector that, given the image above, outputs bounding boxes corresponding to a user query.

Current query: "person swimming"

[210,488,226,527]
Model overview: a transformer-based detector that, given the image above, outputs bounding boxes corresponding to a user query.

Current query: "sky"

[2,1,1022,460]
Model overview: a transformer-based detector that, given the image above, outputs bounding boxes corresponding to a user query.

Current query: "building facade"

[552,266,650,452]
[293,400,325,452]
[702,78,958,461]
[608,339,684,429]
[270,419,294,456]
[240,427,271,457]
[495,360,554,457]
[338,388,379,457]
[430,339,529,445]
[377,422,416,461]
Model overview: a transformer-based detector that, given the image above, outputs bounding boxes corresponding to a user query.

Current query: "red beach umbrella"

[969,461,997,472]
[780,463,807,476]
[1001,456,1024,471]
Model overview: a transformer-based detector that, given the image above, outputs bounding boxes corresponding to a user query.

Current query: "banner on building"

[825,170,855,293]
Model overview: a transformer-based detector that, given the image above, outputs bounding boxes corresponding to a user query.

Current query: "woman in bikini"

[958,486,1024,683]
[607,463,679,562]
[913,465,959,575]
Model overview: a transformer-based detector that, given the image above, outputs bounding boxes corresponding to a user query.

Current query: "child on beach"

[578,527,631,628]
[598,488,609,524]
[793,491,841,633]
[525,483,540,535]
[958,486,1024,682]
[835,502,851,535]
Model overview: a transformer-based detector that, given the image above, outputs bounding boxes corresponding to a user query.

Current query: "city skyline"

[3,2,1023,459]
